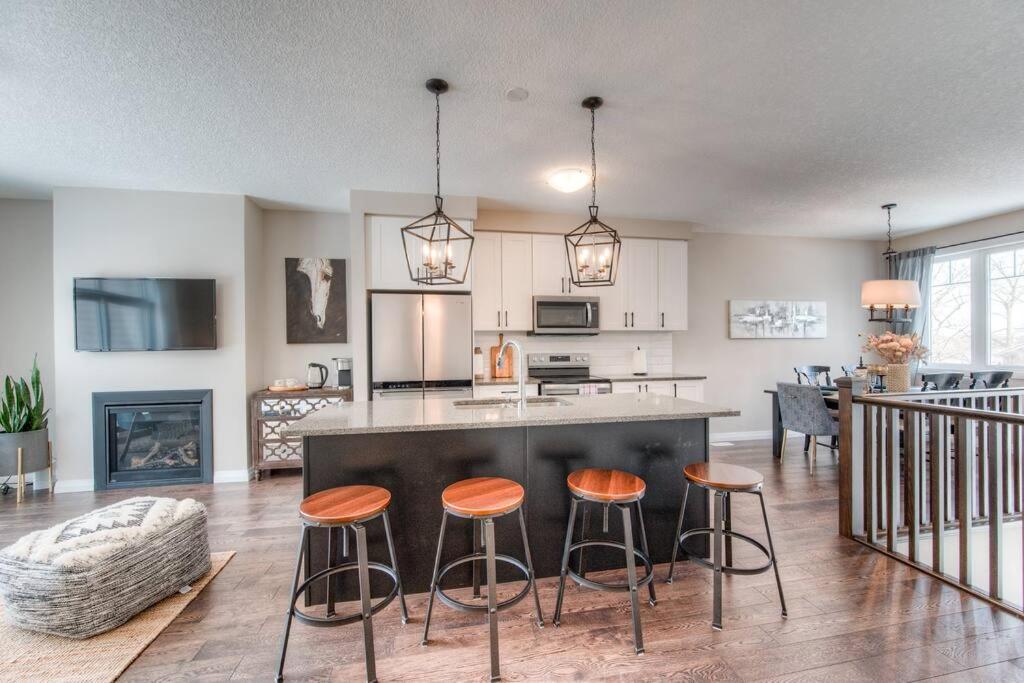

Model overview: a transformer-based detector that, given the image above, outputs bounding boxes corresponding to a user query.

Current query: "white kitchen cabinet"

[657,240,688,330]
[473,383,537,399]
[599,246,629,330]
[532,234,568,296]
[472,232,533,331]
[674,380,704,401]
[369,215,473,292]
[625,239,660,330]
[500,233,534,330]
[611,379,705,399]
[612,381,643,394]
[645,380,676,396]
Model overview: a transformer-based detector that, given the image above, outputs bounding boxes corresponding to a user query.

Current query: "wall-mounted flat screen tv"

[74,278,217,351]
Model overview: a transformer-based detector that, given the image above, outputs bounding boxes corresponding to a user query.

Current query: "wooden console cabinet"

[250,388,352,479]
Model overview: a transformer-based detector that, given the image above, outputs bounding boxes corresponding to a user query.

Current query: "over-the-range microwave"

[532,296,600,335]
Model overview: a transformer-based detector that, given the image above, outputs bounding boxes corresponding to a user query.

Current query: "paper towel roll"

[632,346,647,375]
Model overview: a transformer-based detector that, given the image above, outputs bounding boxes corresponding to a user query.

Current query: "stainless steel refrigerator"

[370,292,473,400]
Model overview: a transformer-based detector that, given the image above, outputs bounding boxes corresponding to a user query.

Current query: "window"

[929,256,971,364]
[927,242,1024,369]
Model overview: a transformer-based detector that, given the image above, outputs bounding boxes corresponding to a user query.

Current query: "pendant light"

[401,78,474,285]
[565,96,621,287]
[861,203,922,323]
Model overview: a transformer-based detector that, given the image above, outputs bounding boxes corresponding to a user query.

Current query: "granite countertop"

[602,374,707,382]
[283,392,739,437]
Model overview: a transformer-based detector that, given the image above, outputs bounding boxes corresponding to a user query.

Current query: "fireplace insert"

[92,390,213,490]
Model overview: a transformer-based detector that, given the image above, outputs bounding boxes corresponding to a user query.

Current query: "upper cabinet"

[369,215,474,292]
[472,232,533,331]
[601,238,688,331]
[532,234,584,296]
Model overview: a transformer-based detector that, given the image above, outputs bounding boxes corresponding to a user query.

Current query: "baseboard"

[213,469,252,484]
[54,478,95,493]
[709,430,774,442]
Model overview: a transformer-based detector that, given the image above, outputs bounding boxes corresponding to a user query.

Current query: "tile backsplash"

[473,331,673,378]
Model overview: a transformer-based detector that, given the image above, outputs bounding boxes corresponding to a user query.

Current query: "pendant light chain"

[886,205,893,251]
[435,92,441,199]
[590,106,597,207]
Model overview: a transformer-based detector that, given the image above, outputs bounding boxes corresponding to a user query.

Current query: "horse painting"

[285,257,348,343]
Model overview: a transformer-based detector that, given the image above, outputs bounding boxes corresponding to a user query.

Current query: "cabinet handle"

[505,310,508,327]
[561,277,565,294]
[631,312,635,328]
[674,383,677,398]
[624,312,628,327]
[661,312,665,328]
[497,310,501,328]
[645,384,649,392]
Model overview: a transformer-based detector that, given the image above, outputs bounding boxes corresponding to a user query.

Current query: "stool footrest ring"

[290,561,399,627]
[435,552,533,612]
[566,539,654,591]
[678,528,774,576]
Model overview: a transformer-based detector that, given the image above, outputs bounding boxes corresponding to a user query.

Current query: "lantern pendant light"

[402,78,474,285]
[565,96,621,287]
[860,203,922,323]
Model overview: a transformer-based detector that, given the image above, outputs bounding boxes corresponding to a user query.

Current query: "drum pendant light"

[402,79,474,285]
[565,96,621,287]
[860,203,922,323]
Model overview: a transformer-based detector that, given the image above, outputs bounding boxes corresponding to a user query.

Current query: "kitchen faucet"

[497,337,526,409]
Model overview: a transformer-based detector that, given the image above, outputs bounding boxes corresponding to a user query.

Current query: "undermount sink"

[453,397,572,408]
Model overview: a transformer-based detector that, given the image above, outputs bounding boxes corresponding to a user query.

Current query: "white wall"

[52,188,254,489]
[0,199,55,419]
[261,209,351,383]
[674,232,883,437]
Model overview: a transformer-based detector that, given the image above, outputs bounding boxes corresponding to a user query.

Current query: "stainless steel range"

[527,352,612,396]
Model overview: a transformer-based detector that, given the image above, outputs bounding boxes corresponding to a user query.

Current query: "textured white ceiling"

[2,1,1023,238]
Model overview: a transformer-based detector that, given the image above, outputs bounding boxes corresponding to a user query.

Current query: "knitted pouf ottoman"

[0,496,210,639]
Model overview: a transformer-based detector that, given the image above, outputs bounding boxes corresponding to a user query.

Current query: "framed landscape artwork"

[285,257,348,343]
[729,300,827,339]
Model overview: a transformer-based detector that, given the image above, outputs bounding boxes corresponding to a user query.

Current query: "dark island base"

[302,419,710,604]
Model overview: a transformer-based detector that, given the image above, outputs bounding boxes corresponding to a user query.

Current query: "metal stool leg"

[577,502,590,578]
[517,507,545,628]
[620,503,644,654]
[634,499,657,606]
[666,481,690,583]
[472,519,482,598]
[712,491,724,630]
[553,497,579,626]
[342,526,349,557]
[382,510,409,624]
[483,518,500,681]
[421,510,449,645]
[354,523,376,683]
[724,493,733,568]
[757,491,788,617]
[275,526,308,682]
[326,527,337,617]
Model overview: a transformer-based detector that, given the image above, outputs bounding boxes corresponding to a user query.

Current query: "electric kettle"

[306,363,328,389]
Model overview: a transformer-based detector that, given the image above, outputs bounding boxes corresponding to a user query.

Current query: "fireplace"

[93,390,213,490]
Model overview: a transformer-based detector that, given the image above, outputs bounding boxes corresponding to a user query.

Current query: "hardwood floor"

[2,440,1022,681]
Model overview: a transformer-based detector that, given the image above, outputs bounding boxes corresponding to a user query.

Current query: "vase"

[887,363,911,393]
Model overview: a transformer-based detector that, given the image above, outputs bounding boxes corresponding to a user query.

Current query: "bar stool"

[276,485,408,683]
[422,477,543,682]
[666,462,786,630]
[552,468,656,655]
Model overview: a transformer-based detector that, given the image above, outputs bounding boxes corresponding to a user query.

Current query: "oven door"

[532,296,600,335]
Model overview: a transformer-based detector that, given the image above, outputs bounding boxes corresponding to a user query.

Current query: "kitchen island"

[284,393,738,603]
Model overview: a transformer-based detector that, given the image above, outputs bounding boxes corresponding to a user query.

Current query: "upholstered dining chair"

[920,372,964,391]
[776,382,839,472]
[794,365,832,387]
[970,371,1013,389]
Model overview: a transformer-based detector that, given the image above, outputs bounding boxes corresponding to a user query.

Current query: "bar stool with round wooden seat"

[275,485,408,682]
[421,476,543,682]
[552,468,656,655]
[666,462,786,630]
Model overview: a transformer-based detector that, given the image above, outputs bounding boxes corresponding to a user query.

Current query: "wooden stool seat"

[567,468,646,502]
[299,485,392,525]
[442,477,524,517]
[683,462,763,492]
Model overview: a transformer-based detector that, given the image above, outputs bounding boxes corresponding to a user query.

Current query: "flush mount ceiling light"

[564,96,621,287]
[547,168,590,193]
[861,203,921,323]
[401,78,474,286]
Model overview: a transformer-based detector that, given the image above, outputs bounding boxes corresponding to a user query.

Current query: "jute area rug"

[0,551,234,682]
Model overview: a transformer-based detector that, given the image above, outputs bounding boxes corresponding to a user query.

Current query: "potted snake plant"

[0,356,51,500]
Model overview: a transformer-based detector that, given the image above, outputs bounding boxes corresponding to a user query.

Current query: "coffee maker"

[332,357,352,391]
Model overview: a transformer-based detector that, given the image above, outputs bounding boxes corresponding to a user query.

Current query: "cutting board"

[489,334,514,379]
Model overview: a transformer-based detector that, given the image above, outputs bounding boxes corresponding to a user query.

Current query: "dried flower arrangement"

[861,331,928,365]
